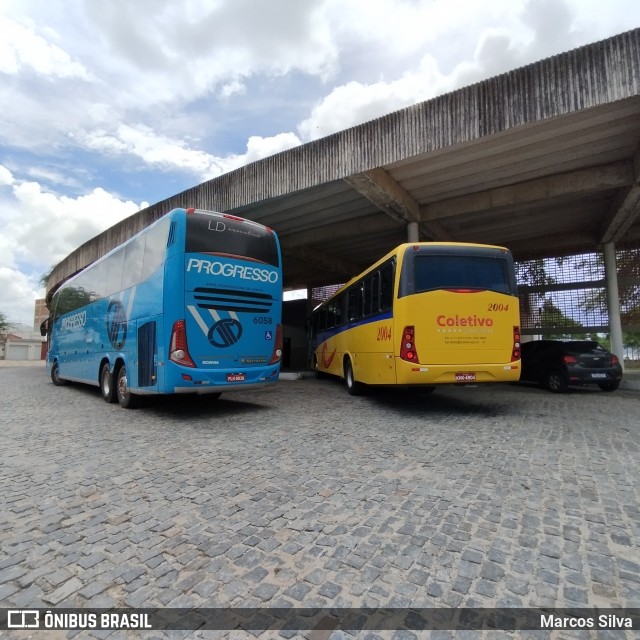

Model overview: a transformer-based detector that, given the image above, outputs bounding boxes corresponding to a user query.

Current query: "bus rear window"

[186,212,279,267]
[410,255,513,294]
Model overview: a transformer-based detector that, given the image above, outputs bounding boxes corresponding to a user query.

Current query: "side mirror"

[40,318,50,337]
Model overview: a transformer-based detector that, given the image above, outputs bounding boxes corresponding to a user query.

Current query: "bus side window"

[380,261,394,311]
[348,286,363,322]
[363,272,380,316]
[334,293,345,326]
[105,250,125,296]
[143,218,170,280]
[122,236,145,290]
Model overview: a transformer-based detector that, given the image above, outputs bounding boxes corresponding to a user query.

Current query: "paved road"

[1,365,639,638]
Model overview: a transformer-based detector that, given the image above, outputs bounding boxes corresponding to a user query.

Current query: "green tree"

[0,311,12,334]
[40,267,53,289]
[579,248,640,327]
[538,298,584,339]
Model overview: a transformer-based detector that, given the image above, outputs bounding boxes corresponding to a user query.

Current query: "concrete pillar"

[603,242,625,371]
[407,222,419,242]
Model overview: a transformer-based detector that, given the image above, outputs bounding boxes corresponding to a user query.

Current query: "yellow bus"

[309,242,521,394]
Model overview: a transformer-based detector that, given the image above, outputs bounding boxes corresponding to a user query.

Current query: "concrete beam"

[284,246,361,280]
[508,230,599,261]
[282,215,399,249]
[418,219,456,241]
[344,168,420,225]
[423,161,635,222]
[599,148,640,244]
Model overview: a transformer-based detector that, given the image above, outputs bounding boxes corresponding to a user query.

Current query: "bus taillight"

[269,324,283,365]
[169,320,196,368]
[511,326,521,361]
[400,325,419,362]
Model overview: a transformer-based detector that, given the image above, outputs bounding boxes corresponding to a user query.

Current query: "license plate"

[227,373,245,383]
[591,373,607,379]
[455,372,476,382]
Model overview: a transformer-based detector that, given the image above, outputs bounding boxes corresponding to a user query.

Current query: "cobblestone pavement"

[1,365,639,639]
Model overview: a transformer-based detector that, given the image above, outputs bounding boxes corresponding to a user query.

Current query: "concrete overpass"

[47,29,640,358]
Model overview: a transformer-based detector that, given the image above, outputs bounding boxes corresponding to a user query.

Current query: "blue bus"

[44,208,283,408]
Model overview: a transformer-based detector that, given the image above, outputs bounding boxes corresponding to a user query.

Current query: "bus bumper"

[395,359,521,385]
[166,363,280,393]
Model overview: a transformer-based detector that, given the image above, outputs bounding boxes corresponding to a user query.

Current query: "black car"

[520,339,623,392]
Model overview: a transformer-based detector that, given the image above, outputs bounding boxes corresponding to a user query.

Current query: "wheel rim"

[102,368,111,396]
[118,368,127,400]
[548,373,561,390]
[346,364,353,388]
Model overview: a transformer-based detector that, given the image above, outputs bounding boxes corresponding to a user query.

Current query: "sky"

[1,0,639,326]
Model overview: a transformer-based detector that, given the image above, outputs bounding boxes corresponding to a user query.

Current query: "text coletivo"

[437,314,494,327]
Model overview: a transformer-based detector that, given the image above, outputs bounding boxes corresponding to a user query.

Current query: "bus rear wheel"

[51,361,69,386]
[100,362,117,403]
[116,364,138,409]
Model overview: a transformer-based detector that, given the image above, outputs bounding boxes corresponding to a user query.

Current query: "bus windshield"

[186,212,279,266]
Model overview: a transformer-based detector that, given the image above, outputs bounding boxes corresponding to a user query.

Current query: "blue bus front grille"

[138,321,157,387]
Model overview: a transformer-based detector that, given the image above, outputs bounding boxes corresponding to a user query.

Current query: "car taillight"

[269,324,283,365]
[169,320,196,367]
[562,355,577,365]
[611,355,620,366]
[400,325,419,362]
[511,326,521,361]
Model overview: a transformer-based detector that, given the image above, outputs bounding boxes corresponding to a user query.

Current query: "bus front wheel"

[344,359,363,396]
[100,362,117,403]
[51,361,69,386]
[116,364,138,409]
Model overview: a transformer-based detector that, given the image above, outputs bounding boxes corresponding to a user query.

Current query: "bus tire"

[51,361,69,386]
[344,358,363,396]
[313,355,327,379]
[116,364,138,409]
[100,362,117,403]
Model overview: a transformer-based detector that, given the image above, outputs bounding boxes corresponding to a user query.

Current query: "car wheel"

[598,381,620,392]
[50,361,69,386]
[100,362,117,403]
[344,358,363,396]
[546,370,568,393]
[116,364,137,409]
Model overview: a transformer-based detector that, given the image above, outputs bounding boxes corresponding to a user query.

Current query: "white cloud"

[0,14,91,79]
[0,266,40,326]
[82,124,301,180]
[297,0,633,141]
[0,167,147,323]
[298,66,445,141]
[0,165,15,186]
